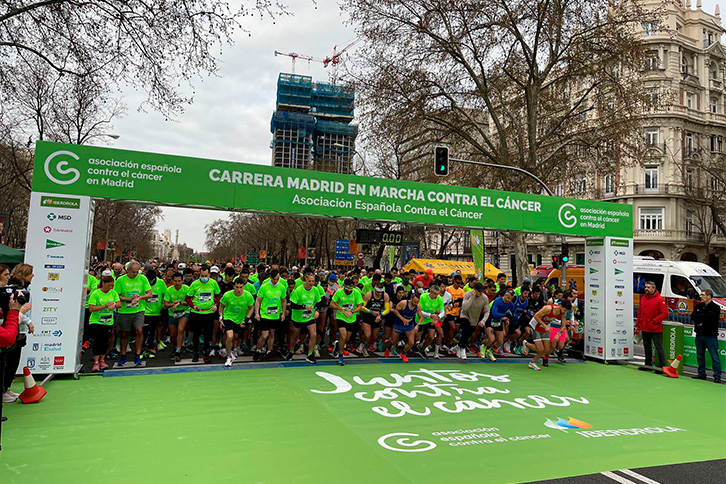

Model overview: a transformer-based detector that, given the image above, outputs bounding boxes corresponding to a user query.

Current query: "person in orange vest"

[636,281,668,369]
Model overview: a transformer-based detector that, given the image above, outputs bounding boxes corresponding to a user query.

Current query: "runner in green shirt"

[253,269,287,362]
[164,273,190,362]
[285,273,322,364]
[144,271,167,355]
[185,265,221,363]
[219,279,255,367]
[82,272,100,350]
[113,262,153,367]
[87,275,121,372]
[416,285,445,359]
[330,278,363,366]
[233,268,257,296]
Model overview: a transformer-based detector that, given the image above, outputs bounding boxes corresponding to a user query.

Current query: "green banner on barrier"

[33,141,633,237]
[683,325,726,370]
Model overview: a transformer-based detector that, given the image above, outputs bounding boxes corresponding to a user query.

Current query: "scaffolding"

[276,73,313,110]
[270,111,315,170]
[313,120,357,174]
[311,82,355,119]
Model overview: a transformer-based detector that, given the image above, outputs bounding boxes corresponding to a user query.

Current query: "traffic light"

[561,242,570,263]
[434,146,449,176]
[552,254,560,270]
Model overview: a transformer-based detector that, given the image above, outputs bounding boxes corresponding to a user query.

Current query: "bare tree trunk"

[710,203,726,237]
[510,232,530,287]
[373,244,386,269]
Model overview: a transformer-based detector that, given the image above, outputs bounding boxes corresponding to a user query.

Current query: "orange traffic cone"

[663,354,682,379]
[19,366,47,404]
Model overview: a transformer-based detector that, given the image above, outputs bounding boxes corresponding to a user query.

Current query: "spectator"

[636,281,668,369]
[691,289,722,383]
[3,264,34,403]
[413,269,434,289]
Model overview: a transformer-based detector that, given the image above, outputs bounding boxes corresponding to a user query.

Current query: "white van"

[633,257,726,324]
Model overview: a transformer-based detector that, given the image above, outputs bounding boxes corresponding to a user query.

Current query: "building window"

[685,132,694,156]
[711,135,723,153]
[686,169,694,191]
[686,92,693,109]
[644,165,659,190]
[644,127,659,147]
[639,208,664,230]
[571,174,587,194]
[710,98,718,113]
[644,51,660,70]
[642,22,658,36]
[686,210,694,237]
[555,183,564,197]
[604,174,615,194]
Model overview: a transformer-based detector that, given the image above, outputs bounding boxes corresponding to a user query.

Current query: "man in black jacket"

[691,289,722,383]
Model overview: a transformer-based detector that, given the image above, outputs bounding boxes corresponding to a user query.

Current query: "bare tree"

[344,0,662,282]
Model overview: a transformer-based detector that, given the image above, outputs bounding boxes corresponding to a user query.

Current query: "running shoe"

[338,355,345,366]
[107,350,118,359]
[231,353,238,361]
[332,340,339,357]
[174,353,182,363]
[391,347,399,356]
[209,348,216,357]
[284,351,294,361]
[295,346,305,355]
[416,345,428,359]
[521,344,529,356]
[458,347,467,360]
[528,362,541,371]
[118,356,128,367]
[368,343,377,353]
[492,348,502,357]
[265,351,274,361]
[220,348,227,358]
[134,355,143,366]
[146,351,156,359]
[400,353,409,363]
[542,357,549,367]
[224,357,233,368]
[306,354,317,364]
[202,354,210,364]
[192,354,199,363]
[503,343,512,354]
[384,347,391,358]
[486,348,496,362]
[360,345,369,357]
[241,342,248,353]
[2,391,18,403]
[313,348,320,358]
[557,353,566,364]
[92,361,101,372]
[433,350,440,359]
[252,351,260,362]
[157,341,166,351]
[99,360,109,370]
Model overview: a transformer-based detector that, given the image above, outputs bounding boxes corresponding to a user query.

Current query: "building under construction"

[270,73,357,174]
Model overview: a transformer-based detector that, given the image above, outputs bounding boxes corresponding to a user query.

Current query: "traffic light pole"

[450,158,555,196]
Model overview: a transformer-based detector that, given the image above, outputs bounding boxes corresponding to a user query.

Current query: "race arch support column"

[584,237,634,362]
[20,192,93,375]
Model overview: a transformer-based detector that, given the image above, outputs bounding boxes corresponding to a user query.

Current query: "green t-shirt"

[290,285,322,323]
[187,279,221,314]
[332,288,363,324]
[419,292,445,325]
[144,278,167,316]
[361,282,373,295]
[392,277,402,285]
[85,275,99,309]
[249,273,259,284]
[220,290,255,324]
[257,281,287,320]
[88,289,120,325]
[164,284,190,318]
[359,276,371,288]
[294,278,306,290]
[114,274,152,314]
[233,276,258,296]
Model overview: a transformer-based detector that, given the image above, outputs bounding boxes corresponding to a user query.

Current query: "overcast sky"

[108,0,724,252]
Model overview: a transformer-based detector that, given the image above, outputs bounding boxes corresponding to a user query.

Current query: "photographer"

[2,264,34,403]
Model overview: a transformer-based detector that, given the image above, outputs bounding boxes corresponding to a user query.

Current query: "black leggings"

[189,312,215,355]
[458,318,473,349]
[91,324,113,357]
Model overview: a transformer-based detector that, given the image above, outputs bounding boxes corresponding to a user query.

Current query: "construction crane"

[274,39,360,83]
[273,51,325,74]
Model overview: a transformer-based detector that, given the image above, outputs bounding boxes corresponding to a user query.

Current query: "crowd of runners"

[83,261,581,371]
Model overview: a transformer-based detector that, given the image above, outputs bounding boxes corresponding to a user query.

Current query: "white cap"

[178,263,186,269]
[292,266,299,270]
[210,265,220,273]
[102,269,113,277]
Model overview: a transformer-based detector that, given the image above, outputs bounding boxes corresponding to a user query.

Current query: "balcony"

[634,230,726,246]
[681,72,700,85]
[710,78,723,92]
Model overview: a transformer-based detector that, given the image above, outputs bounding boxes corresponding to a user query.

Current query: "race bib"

[99,314,113,324]
[173,310,186,319]
[302,309,313,320]
[343,303,354,312]
[266,305,279,316]
[127,301,139,309]
[199,292,212,303]
[149,295,159,304]
[491,320,502,328]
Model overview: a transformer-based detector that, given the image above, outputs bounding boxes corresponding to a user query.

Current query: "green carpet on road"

[1,361,724,483]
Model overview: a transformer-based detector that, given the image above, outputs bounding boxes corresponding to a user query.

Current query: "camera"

[0,285,30,306]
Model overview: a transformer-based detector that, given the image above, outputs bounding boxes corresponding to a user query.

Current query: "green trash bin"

[661,322,684,374]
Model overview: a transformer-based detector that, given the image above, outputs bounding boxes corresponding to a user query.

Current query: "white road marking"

[601,471,638,483]
[619,469,661,484]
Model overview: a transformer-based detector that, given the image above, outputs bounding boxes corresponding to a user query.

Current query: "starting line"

[1,361,723,484]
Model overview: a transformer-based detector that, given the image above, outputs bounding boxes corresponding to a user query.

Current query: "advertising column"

[20,192,92,375]
[584,238,606,359]
[606,237,634,361]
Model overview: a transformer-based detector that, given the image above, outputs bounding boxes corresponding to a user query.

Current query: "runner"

[456,283,490,360]
[506,286,531,356]
[113,261,152,367]
[359,278,390,356]
[219,279,255,367]
[253,269,287,361]
[548,289,577,364]
[82,270,100,350]
[87,275,121,372]
[185,265,221,363]
[482,289,516,361]
[386,291,422,362]
[164,273,190,362]
[413,268,434,289]
[494,273,507,293]
[415,285,445,359]
[396,271,414,293]
[286,273,322,364]
[525,300,572,371]
[443,275,465,354]
[330,278,363,366]
[319,273,340,355]
[144,267,167,357]
[467,282,498,352]
[182,267,194,286]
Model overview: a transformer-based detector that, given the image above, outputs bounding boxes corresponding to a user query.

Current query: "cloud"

[111,0,357,251]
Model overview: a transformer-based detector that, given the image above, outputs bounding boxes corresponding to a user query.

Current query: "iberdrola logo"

[471,233,481,247]
[545,417,592,432]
